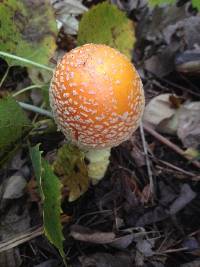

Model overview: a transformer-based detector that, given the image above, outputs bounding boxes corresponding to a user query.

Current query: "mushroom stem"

[84,148,111,184]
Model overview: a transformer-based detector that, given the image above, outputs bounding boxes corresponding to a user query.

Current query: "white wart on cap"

[50,43,145,149]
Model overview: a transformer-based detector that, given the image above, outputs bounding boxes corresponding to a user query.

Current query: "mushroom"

[50,44,145,183]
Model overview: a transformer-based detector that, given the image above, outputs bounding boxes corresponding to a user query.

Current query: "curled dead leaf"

[177,102,200,149]
[143,94,178,134]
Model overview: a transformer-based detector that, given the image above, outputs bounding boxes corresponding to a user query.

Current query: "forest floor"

[0,0,200,267]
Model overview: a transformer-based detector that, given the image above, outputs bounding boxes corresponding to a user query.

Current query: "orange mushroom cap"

[50,44,145,149]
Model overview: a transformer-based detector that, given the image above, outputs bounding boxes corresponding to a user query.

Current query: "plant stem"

[0,66,10,88]
[0,51,54,72]
[12,84,43,97]
[18,102,53,118]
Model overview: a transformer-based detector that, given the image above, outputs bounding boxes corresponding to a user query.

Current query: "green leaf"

[77,2,135,59]
[30,144,67,266]
[41,159,66,262]
[192,0,200,10]
[148,0,176,5]
[0,97,31,151]
[0,0,57,67]
[148,0,200,10]
[53,144,89,202]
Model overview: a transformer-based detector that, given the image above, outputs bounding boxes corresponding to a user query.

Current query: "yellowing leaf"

[0,0,57,67]
[53,144,89,202]
[77,2,135,59]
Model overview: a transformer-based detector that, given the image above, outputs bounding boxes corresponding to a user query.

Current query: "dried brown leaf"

[70,225,115,244]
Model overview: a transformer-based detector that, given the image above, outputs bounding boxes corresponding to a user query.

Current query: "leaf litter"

[0,0,200,267]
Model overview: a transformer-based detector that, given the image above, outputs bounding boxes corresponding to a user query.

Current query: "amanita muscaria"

[50,44,145,183]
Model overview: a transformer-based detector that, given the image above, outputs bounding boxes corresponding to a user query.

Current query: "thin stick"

[157,159,198,178]
[143,123,200,169]
[0,66,10,88]
[18,102,53,118]
[0,215,70,253]
[139,122,154,197]
[156,247,188,254]
[0,51,53,72]
[12,85,42,97]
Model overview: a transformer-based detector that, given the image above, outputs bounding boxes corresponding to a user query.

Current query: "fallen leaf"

[140,184,153,204]
[51,0,88,35]
[169,184,196,215]
[109,234,135,249]
[144,51,175,77]
[0,204,30,240]
[34,259,60,267]
[136,238,155,257]
[143,95,200,147]
[180,260,200,267]
[79,252,132,267]
[70,225,115,244]
[0,248,22,267]
[143,94,178,134]
[53,144,89,202]
[177,102,200,149]
[9,150,26,171]
[2,175,27,199]
[182,237,199,253]
[163,16,200,50]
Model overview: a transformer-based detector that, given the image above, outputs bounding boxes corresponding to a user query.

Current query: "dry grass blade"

[0,215,70,253]
[0,226,43,253]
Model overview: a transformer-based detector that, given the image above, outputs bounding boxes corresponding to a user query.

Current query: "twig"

[156,247,188,254]
[139,122,154,197]
[143,123,200,169]
[18,102,53,118]
[157,159,199,179]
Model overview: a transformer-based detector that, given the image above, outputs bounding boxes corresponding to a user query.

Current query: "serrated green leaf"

[0,97,31,150]
[0,0,57,67]
[41,159,66,262]
[53,144,89,202]
[30,144,67,266]
[77,2,135,59]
